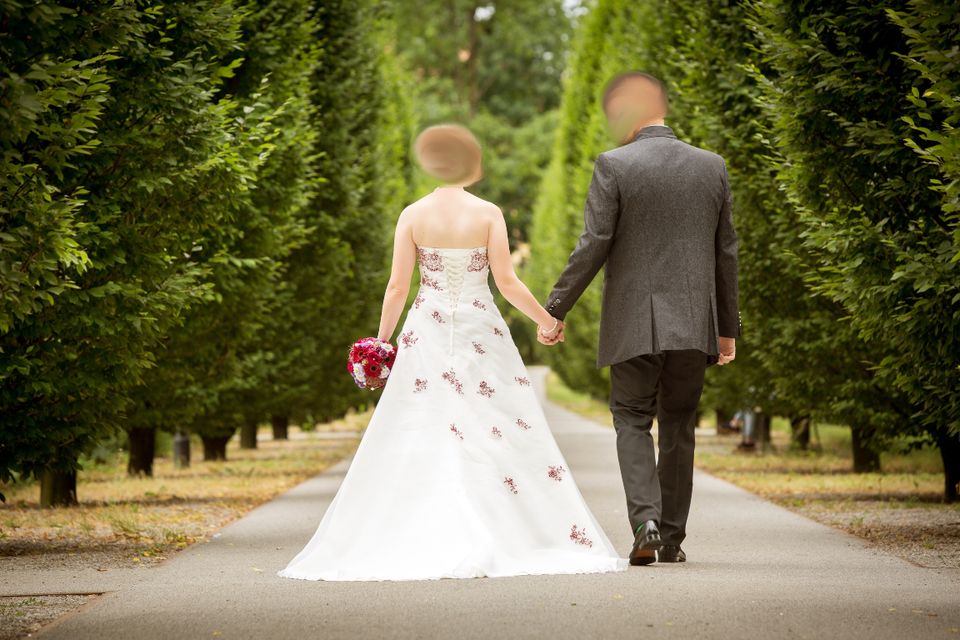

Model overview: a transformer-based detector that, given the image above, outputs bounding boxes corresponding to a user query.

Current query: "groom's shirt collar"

[631,124,676,142]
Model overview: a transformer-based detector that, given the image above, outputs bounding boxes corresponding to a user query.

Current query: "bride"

[277,124,628,581]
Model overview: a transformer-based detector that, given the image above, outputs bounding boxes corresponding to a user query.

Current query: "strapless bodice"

[415,245,490,302]
[413,245,492,354]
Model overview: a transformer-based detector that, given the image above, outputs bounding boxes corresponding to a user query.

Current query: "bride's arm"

[377,209,417,341]
[487,207,558,332]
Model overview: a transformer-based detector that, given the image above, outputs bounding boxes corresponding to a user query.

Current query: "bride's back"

[407,186,496,249]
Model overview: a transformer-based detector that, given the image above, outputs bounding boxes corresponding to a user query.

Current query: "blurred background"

[1,0,958,587]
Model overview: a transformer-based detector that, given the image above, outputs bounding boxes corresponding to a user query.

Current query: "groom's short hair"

[602,71,669,115]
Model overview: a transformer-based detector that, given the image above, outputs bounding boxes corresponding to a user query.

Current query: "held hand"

[538,327,565,346]
[717,336,736,365]
[537,318,565,346]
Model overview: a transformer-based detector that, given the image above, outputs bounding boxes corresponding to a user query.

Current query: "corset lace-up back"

[416,246,491,354]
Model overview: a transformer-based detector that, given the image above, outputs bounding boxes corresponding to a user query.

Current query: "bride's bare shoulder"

[403,192,435,212]
[464,192,503,216]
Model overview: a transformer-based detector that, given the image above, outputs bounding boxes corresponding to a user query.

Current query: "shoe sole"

[629,549,657,566]
[629,532,662,566]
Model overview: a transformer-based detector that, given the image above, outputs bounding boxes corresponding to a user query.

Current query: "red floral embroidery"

[467,248,489,272]
[417,248,444,271]
[569,524,593,548]
[515,376,531,386]
[472,299,487,310]
[449,423,464,440]
[400,330,418,349]
[547,465,566,482]
[414,293,425,309]
[420,273,443,291]
[478,381,495,398]
[491,426,502,439]
[432,310,445,324]
[442,369,464,395]
[503,477,518,494]
[515,418,531,430]
[473,341,486,355]
[493,327,505,337]
[414,378,427,393]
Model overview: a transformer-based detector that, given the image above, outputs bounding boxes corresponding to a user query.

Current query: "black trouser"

[609,349,707,546]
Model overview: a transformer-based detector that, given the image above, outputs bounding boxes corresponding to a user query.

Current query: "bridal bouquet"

[347,337,397,390]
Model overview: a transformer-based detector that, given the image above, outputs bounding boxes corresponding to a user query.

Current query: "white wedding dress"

[277,245,628,581]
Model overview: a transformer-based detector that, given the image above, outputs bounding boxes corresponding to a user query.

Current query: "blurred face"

[414,124,483,186]
[604,77,665,144]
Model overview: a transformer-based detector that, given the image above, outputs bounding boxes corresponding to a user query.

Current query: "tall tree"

[393,0,573,124]
[750,0,960,497]
[887,0,960,499]
[124,0,317,469]
[258,0,415,433]
[0,1,269,504]
[661,0,901,468]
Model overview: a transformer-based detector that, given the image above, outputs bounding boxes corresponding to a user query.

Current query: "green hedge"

[0,1,269,493]
[0,0,414,498]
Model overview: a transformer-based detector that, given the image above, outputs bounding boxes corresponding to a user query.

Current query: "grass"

[546,371,614,425]
[0,410,367,567]
[547,370,942,484]
[545,371,959,567]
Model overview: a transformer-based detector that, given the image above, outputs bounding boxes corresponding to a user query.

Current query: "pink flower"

[569,524,593,547]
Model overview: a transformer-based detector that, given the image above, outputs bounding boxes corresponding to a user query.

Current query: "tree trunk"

[789,415,811,451]
[850,426,881,473]
[240,416,258,449]
[715,407,732,431]
[201,434,231,461]
[757,411,772,453]
[936,429,960,503]
[40,468,77,507]
[173,431,191,469]
[271,414,289,440]
[126,426,156,477]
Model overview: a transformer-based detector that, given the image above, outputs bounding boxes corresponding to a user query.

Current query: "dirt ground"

[0,595,98,639]
[0,417,365,639]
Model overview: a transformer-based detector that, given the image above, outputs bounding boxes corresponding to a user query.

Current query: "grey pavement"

[20,366,960,639]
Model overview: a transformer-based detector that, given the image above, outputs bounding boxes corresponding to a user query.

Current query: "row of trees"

[0,0,414,505]
[525,0,959,500]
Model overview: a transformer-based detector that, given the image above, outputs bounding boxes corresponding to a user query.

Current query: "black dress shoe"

[629,520,662,566]
[659,545,686,562]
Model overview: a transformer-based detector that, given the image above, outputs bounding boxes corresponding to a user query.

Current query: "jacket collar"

[631,124,676,142]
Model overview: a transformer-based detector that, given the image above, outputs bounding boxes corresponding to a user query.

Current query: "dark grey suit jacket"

[545,125,740,368]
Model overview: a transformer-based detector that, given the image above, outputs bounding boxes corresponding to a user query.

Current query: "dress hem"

[276,558,630,582]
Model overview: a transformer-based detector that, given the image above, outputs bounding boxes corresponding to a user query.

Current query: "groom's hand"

[717,337,736,365]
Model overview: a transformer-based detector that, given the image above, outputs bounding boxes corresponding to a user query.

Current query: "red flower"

[347,337,396,390]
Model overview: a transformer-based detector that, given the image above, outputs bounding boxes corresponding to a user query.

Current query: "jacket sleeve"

[545,153,620,321]
[716,159,741,337]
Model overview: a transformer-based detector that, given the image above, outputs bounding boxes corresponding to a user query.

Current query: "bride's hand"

[537,319,565,346]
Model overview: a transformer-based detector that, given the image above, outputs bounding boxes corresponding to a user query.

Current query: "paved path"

[23,367,960,639]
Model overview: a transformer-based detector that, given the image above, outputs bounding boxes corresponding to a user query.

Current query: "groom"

[537,71,740,565]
